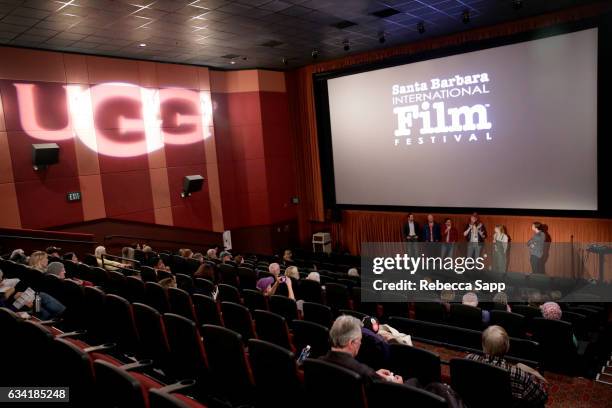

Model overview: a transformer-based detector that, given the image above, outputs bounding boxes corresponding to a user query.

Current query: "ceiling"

[0,0,601,70]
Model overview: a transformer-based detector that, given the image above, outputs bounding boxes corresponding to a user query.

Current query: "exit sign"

[67,192,81,202]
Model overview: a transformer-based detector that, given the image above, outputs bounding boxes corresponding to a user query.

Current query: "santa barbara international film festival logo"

[391,72,492,147]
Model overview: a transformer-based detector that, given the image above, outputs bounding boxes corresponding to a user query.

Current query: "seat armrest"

[56,330,87,339]
[121,359,154,372]
[157,379,197,394]
[83,343,116,353]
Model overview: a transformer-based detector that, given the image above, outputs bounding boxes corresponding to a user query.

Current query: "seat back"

[124,275,146,303]
[140,266,158,282]
[175,273,195,293]
[291,320,330,358]
[163,313,208,381]
[530,317,578,374]
[201,325,254,405]
[93,360,153,408]
[243,289,267,312]
[105,294,139,351]
[168,287,197,322]
[218,264,239,287]
[269,295,298,324]
[192,294,221,326]
[449,304,483,330]
[303,301,333,328]
[83,286,107,343]
[490,310,525,338]
[106,269,127,295]
[253,309,292,350]
[298,279,323,303]
[145,281,170,313]
[51,338,96,405]
[194,278,215,297]
[324,282,351,311]
[368,381,447,408]
[132,303,171,367]
[237,267,258,290]
[221,301,256,341]
[217,283,241,304]
[388,343,441,385]
[450,358,513,408]
[303,358,367,408]
[414,302,446,323]
[248,339,301,408]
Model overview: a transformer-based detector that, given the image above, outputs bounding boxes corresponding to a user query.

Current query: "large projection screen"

[326,28,598,211]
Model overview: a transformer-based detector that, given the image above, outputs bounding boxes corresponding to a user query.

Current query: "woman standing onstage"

[527,222,546,274]
[492,225,509,273]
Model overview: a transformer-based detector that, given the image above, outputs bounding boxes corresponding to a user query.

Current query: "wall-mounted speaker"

[181,175,204,198]
[32,143,60,171]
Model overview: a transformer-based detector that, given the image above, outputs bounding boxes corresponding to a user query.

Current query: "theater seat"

[242,289,267,312]
[125,276,146,303]
[449,304,483,330]
[450,358,513,408]
[248,339,302,408]
[93,359,162,408]
[303,358,367,408]
[192,294,222,326]
[220,301,256,341]
[388,344,441,386]
[133,303,171,370]
[200,325,254,406]
[217,284,241,304]
[303,302,333,328]
[368,381,447,408]
[253,309,292,350]
[163,313,208,382]
[269,295,298,325]
[490,310,525,338]
[51,338,96,407]
[105,294,140,352]
[414,302,447,323]
[291,320,330,358]
[145,282,171,313]
[298,279,323,303]
[168,287,198,322]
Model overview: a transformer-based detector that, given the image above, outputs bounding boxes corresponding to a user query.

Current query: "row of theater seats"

[0,307,206,408]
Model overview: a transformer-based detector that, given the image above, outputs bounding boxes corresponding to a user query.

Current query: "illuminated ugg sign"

[391,72,492,146]
[2,80,213,157]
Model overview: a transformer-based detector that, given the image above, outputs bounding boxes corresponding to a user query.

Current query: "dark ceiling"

[0,0,601,70]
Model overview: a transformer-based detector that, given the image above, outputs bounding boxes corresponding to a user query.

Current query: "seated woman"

[94,246,126,271]
[28,251,48,272]
[256,275,295,300]
[541,301,578,347]
[357,316,391,369]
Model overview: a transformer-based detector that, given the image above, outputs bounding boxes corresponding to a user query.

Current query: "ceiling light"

[230,60,236,64]
[139,43,147,47]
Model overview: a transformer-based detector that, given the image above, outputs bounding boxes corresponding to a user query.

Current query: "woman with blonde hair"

[285,266,300,280]
[94,246,125,271]
[492,224,509,273]
[28,251,48,272]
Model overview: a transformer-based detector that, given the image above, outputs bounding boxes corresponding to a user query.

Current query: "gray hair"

[206,248,217,258]
[268,263,280,275]
[94,246,106,258]
[47,262,65,277]
[348,268,359,277]
[329,315,363,348]
[306,272,320,283]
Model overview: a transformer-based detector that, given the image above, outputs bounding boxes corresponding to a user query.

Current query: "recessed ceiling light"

[139,43,147,47]
[230,60,236,64]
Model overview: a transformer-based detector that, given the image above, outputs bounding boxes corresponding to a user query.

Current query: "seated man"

[466,325,548,407]
[46,261,91,286]
[319,315,402,385]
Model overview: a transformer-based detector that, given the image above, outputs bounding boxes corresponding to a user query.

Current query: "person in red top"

[441,218,459,259]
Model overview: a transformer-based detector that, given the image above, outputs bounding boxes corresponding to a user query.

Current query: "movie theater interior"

[0,0,611,407]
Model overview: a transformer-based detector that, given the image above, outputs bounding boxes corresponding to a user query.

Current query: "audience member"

[206,248,217,260]
[440,289,456,312]
[466,326,548,407]
[181,248,194,258]
[282,249,294,265]
[62,252,79,263]
[0,269,19,300]
[28,251,48,272]
[348,268,359,277]
[10,249,28,264]
[234,255,244,265]
[357,316,391,369]
[462,292,490,324]
[192,252,204,262]
[306,271,320,283]
[268,262,281,277]
[219,251,232,263]
[46,262,91,286]
[159,277,177,289]
[194,263,214,281]
[493,292,511,312]
[541,301,577,347]
[46,246,61,258]
[256,275,295,300]
[285,266,300,280]
[94,246,125,271]
[319,315,402,385]
[121,246,136,268]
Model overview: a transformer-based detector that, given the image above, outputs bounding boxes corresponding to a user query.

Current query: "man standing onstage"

[441,218,458,259]
[464,213,486,259]
[402,213,420,258]
[527,222,545,274]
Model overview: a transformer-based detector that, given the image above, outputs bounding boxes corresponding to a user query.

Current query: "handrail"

[102,253,141,268]
[0,234,98,245]
[104,234,220,249]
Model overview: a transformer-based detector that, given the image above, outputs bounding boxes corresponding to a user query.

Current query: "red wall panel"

[100,170,154,218]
